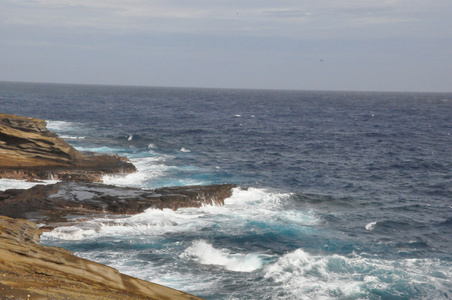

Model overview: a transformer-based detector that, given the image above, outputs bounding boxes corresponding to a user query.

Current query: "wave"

[365,221,377,231]
[46,120,88,141]
[43,207,206,241]
[102,155,208,188]
[264,249,452,299]
[74,146,127,154]
[42,187,318,241]
[102,156,173,188]
[0,179,60,191]
[46,120,77,132]
[180,240,270,272]
[59,135,86,140]
[224,187,318,227]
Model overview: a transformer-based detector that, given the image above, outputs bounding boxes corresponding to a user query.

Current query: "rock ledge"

[0,181,237,229]
[0,215,202,299]
[0,114,136,182]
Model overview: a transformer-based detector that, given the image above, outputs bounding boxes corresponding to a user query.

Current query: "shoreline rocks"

[0,114,136,182]
[0,113,237,298]
[0,215,202,299]
[0,181,236,299]
[0,181,237,229]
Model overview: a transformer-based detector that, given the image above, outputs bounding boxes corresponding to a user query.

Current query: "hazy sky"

[2,0,451,92]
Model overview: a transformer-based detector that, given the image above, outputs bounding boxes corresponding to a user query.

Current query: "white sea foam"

[59,135,85,140]
[223,187,318,227]
[0,179,60,191]
[46,120,76,132]
[102,156,172,188]
[45,226,99,240]
[180,240,266,272]
[46,120,87,140]
[41,185,452,298]
[43,207,208,241]
[365,221,377,231]
[74,146,124,154]
[264,249,452,299]
[43,187,318,242]
[180,147,191,153]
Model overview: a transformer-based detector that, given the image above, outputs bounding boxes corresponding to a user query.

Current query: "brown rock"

[0,215,202,299]
[0,114,136,182]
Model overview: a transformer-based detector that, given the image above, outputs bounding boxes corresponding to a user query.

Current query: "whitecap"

[0,179,60,191]
[180,147,191,153]
[42,207,209,241]
[75,146,124,154]
[59,135,86,140]
[42,186,319,245]
[224,187,317,225]
[365,221,377,231]
[180,240,266,272]
[264,248,452,299]
[46,120,76,132]
[102,156,173,188]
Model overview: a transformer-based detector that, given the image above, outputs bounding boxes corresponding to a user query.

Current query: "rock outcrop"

[0,215,202,299]
[0,114,136,182]
[0,113,238,299]
[0,181,237,229]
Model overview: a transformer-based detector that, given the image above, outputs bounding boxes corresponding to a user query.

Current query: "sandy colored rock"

[0,114,136,182]
[0,215,202,299]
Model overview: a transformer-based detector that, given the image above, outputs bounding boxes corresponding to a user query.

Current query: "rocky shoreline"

[0,215,202,300]
[0,181,236,230]
[0,114,236,299]
[0,114,136,182]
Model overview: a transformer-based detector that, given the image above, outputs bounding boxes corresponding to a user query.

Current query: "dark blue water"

[1,81,451,299]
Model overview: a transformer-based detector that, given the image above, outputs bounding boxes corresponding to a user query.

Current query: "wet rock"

[0,181,237,228]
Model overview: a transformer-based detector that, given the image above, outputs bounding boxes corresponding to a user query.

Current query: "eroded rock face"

[0,181,237,228]
[0,114,136,182]
[0,215,202,299]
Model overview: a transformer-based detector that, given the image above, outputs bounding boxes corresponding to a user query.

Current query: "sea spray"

[0,179,60,191]
[180,240,267,272]
[264,249,452,299]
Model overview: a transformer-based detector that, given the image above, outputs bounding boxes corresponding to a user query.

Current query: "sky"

[1,0,451,92]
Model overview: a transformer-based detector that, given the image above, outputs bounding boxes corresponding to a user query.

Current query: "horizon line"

[1,80,451,95]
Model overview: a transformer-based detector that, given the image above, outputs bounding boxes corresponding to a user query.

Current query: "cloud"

[3,0,451,42]
[1,0,451,91]
[4,0,445,38]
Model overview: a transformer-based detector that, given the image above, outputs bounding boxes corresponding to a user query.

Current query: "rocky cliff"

[0,114,136,182]
[0,215,202,299]
[0,113,238,299]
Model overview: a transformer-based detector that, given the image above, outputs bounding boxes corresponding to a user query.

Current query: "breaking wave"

[264,249,452,299]
[180,240,268,272]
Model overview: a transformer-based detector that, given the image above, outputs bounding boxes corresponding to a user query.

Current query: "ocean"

[1,81,451,299]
